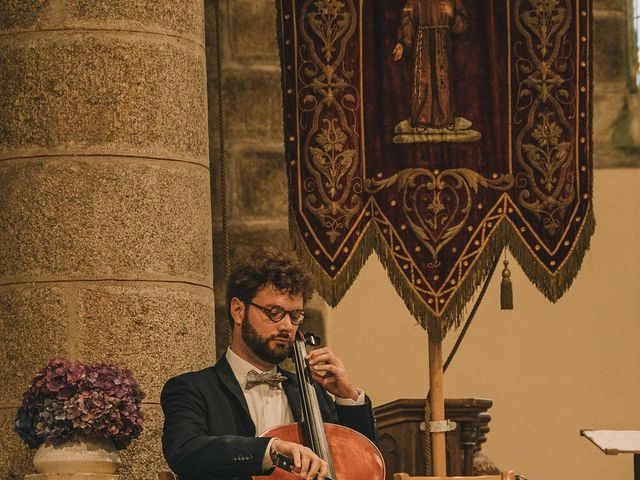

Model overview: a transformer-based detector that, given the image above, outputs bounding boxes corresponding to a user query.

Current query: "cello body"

[255,422,385,480]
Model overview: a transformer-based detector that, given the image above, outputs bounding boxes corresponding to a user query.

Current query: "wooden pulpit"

[374,398,498,480]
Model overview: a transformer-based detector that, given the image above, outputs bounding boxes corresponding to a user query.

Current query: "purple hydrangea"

[14,358,145,450]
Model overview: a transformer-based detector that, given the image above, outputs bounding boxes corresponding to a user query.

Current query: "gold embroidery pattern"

[299,0,362,245]
[514,0,576,236]
[366,169,514,267]
[522,0,567,57]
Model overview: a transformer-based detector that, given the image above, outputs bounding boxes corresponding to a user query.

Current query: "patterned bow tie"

[245,370,287,390]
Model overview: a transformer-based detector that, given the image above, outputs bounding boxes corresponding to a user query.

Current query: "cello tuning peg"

[304,332,322,346]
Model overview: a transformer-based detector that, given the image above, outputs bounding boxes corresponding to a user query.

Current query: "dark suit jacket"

[161,356,378,480]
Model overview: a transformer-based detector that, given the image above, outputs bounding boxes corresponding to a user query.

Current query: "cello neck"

[291,332,337,479]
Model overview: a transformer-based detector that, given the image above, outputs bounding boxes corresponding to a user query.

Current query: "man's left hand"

[306,347,359,401]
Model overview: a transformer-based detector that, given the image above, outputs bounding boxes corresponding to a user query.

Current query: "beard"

[241,312,292,365]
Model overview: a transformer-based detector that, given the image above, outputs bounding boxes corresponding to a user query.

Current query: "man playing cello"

[161,248,377,480]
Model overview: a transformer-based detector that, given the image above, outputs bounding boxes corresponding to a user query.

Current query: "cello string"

[294,339,320,452]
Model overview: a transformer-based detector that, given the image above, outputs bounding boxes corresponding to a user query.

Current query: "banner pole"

[428,338,446,477]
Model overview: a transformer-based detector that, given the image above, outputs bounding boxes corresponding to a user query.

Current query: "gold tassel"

[501,256,513,310]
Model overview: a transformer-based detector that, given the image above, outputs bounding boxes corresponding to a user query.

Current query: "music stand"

[581,430,640,480]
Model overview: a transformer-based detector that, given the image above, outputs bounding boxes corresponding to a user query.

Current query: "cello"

[254,331,385,480]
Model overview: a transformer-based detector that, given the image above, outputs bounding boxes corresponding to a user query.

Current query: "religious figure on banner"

[392,0,481,144]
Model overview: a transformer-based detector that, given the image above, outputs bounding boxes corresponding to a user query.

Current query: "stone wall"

[593,0,640,166]
[205,0,295,358]
[0,1,214,478]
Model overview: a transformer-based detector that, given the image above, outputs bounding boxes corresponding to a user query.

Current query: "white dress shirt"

[226,348,295,435]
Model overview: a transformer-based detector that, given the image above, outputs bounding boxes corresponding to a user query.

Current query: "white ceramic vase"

[33,436,121,474]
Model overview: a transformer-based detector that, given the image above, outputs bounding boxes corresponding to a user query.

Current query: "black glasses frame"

[247,301,305,325]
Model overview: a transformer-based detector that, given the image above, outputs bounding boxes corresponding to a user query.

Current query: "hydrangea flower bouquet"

[15,358,145,450]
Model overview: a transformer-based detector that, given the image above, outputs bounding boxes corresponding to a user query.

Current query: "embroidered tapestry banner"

[278,0,594,340]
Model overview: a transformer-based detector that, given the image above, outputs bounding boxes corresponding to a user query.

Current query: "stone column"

[0,1,214,479]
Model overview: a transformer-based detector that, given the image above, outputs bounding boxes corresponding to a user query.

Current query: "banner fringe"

[290,205,595,342]
[288,212,377,307]
[505,206,595,302]
[373,220,510,342]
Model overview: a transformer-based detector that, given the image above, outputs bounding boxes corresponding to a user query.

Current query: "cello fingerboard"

[292,333,338,479]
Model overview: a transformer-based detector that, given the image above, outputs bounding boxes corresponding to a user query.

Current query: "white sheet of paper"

[581,430,640,455]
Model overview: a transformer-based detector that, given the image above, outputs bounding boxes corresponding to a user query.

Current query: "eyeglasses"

[247,301,305,325]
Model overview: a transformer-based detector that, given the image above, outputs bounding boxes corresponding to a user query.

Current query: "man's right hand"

[271,439,329,480]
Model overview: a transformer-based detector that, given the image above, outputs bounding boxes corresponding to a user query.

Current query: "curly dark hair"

[226,248,315,326]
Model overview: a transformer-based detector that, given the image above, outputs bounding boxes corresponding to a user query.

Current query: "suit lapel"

[214,356,256,435]
[281,368,302,422]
